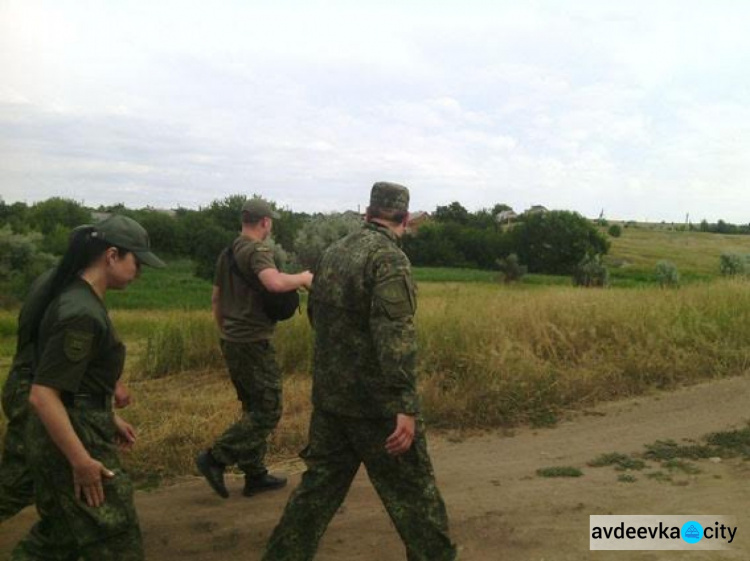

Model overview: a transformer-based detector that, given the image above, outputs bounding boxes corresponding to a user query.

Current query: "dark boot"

[243,472,287,496]
[195,449,229,498]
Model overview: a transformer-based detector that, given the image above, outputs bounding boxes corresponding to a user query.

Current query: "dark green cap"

[242,198,280,220]
[369,182,410,212]
[93,215,166,268]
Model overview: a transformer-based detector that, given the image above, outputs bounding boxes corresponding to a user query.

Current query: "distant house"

[406,211,431,233]
[495,210,518,224]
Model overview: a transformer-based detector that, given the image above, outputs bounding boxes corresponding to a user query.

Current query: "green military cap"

[369,182,410,212]
[93,215,166,268]
[242,198,280,220]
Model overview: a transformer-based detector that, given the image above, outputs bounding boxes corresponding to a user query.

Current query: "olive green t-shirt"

[34,278,125,396]
[213,235,277,342]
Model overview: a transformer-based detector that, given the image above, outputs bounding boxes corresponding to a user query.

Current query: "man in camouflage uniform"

[196,198,313,498]
[262,182,457,561]
[0,269,55,522]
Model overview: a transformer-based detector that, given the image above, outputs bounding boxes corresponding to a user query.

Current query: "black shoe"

[195,450,229,498]
[243,473,287,496]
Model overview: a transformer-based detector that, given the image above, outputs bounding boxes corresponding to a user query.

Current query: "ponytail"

[29,225,113,342]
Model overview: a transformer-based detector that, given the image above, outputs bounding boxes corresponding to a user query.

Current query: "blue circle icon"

[682,521,704,544]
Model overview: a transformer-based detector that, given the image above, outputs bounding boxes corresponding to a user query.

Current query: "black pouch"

[225,245,300,321]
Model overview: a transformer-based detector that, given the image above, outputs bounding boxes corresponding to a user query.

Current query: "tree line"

[2,195,747,305]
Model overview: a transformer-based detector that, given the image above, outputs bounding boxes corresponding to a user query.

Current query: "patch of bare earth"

[3,374,750,560]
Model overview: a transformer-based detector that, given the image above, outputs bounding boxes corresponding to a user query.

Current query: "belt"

[61,392,112,411]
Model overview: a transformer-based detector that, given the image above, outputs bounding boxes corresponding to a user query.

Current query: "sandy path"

[3,374,750,560]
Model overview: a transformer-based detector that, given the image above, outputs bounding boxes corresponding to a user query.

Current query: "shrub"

[496,253,527,283]
[608,224,622,238]
[719,253,746,277]
[655,261,680,288]
[0,226,57,306]
[573,254,609,287]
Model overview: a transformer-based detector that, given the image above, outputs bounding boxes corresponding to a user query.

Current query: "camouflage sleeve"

[33,315,100,394]
[369,248,420,416]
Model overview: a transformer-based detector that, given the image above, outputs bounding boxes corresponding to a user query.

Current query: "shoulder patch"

[63,329,94,362]
[373,276,416,320]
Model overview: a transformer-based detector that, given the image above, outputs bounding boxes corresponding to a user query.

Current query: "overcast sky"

[1,0,749,222]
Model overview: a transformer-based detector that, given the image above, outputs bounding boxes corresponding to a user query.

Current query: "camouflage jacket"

[309,222,419,418]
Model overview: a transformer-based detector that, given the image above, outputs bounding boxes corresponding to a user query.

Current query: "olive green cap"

[93,215,166,268]
[369,182,410,212]
[242,198,280,220]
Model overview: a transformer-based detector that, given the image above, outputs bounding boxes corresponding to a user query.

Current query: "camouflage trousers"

[262,410,457,561]
[0,367,35,522]
[11,407,143,560]
[211,339,282,477]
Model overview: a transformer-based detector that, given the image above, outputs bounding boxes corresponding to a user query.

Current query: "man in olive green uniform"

[196,198,313,498]
[0,269,55,522]
[262,183,457,561]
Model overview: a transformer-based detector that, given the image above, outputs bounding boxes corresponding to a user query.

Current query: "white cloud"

[1,0,750,222]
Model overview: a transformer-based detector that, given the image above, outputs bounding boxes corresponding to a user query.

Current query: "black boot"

[195,449,229,498]
[243,472,287,496]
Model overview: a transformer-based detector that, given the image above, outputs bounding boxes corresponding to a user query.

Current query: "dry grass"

[4,279,750,482]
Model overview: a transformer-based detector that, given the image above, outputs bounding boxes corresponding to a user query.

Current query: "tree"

[293,212,362,269]
[433,202,470,225]
[491,203,513,215]
[510,211,610,275]
[28,198,92,235]
[130,210,180,254]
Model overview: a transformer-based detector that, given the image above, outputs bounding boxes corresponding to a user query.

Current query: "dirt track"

[3,375,750,560]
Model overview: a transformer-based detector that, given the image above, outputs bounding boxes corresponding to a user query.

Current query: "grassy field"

[604,225,750,285]
[3,228,750,483]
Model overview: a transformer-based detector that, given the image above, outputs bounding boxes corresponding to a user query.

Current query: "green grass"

[413,267,499,283]
[105,259,212,310]
[588,453,647,471]
[536,466,583,478]
[604,226,750,281]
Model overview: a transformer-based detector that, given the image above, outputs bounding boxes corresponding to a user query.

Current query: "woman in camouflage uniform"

[11,215,165,561]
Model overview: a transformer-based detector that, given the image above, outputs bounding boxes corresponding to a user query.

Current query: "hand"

[114,415,137,451]
[73,457,115,508]
[385,414,416,456]
[300,271,314,290]
[114,382,131,409]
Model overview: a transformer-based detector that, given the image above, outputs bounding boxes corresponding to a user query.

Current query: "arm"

[29,384,114,507]
[257,269,313,293]
[369,252,420,455]
[211,285,223,330]
[113,380,131,408]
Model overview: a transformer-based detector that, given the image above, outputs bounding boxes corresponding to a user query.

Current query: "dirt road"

[3,375,750,560]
